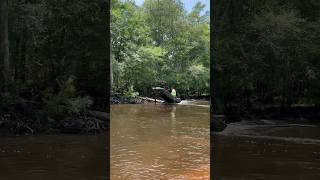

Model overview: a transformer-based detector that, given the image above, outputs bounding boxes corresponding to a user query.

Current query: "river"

[110,100,210,179]
[1,101,317,179]
[213,119,320,180]
[0,135,108,180]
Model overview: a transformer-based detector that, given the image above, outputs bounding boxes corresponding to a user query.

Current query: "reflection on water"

[213,120,320,180]
[111,104,210,179]
[0,135,108,180]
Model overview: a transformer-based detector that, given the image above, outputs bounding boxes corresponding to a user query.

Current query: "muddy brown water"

[111,101,210,179]
[1,100,317,180]
[0,135,108,180]
[213,120,320,180]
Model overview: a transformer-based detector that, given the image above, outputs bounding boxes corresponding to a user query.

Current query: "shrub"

[42,77,93,119]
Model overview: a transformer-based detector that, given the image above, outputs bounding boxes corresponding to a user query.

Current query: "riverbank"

[110,96,151,104]
[0,106,108,135]
[213,106,320,132]
[110,95,209,105]
[222,106,320,124]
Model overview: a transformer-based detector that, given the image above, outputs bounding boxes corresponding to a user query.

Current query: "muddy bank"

[110,96,155,104]
[110,94,209,104]
[222,106,320,124]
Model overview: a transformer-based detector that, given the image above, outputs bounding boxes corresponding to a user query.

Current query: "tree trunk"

[0,0,11,91]
[106,0,111,113]
[211,0,231,114]
[110,43,113,89]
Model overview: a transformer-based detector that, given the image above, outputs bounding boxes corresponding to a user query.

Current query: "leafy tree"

[212,0,320,115]
[111,0,210,97]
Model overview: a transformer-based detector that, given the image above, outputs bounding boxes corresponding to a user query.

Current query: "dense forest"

[0,0,109,134]
[111,0,210,98]
[212,0,320,117]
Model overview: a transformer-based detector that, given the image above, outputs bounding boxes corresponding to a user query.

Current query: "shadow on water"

[111,103,210,179]
[0,134,108,180]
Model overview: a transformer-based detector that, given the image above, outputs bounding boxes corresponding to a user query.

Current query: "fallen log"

[138,96,164,103]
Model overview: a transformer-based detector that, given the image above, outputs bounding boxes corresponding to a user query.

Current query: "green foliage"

[187,64,209,95]
[42,77,93,119]
[67,96,93,114]
[123,85,139,98]
[213,0,320,112]
[4,0,108,109]
[111,0,210,97]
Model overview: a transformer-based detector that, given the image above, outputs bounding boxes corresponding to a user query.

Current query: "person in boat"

[171,87,176,97]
